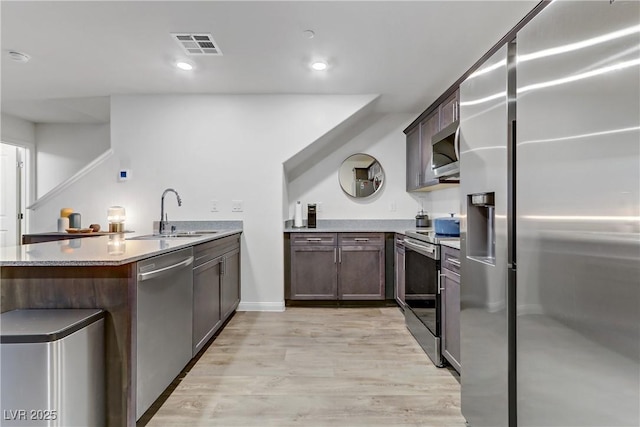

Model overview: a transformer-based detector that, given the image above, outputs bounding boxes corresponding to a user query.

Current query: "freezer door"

[459,43,511,427]
[516,1,640,426]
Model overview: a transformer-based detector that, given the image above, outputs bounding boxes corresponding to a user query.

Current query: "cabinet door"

[406,126,421,191]
[220,248,240,320]
[192,257,222,355]
[338,234,385,300]
[439,89,460,129]
[394,238,406,308]
[442,268,461,372]
[419,111,439,185]
[290,246,338,299]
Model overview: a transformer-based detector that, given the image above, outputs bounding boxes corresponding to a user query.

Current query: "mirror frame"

[338,153,384,199]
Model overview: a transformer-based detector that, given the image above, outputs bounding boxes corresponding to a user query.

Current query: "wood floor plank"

[145,307,466,427]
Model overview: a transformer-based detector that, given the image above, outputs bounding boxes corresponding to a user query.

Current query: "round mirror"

[338,154,384,198]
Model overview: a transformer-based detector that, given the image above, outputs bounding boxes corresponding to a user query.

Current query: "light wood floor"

[145,307,466,426]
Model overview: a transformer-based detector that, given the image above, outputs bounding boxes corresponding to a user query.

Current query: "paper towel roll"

[294,201,303,228]
[57,217,70,232]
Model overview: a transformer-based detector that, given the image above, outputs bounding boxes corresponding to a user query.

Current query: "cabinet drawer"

[441,245,461,275]
[194,234,240,266]
[339,233,384,246]
[291,233,336,246]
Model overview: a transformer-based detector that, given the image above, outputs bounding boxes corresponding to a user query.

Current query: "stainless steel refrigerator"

[460,1,640,426]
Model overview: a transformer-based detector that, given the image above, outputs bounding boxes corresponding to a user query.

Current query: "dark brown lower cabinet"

[192,234,241,356]
[192,254,222,355]
[441,245,461,372]
[290,233,385,301]
[394,233,406,308]
[220,247,241,320]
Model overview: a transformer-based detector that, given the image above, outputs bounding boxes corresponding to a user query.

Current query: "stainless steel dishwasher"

[136,247,193,420]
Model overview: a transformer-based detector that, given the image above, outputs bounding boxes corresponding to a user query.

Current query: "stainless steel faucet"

[159,188,182,235]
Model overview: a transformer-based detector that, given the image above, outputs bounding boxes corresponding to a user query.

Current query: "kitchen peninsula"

[0,224,242,427]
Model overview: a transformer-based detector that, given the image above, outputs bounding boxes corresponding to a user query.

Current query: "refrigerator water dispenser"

[467,192,495,265]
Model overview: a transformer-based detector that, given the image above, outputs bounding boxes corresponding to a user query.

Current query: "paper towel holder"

[293,201,304,228]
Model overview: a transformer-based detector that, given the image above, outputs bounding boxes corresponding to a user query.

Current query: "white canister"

[293,201,303,228]
[57,217,70,232]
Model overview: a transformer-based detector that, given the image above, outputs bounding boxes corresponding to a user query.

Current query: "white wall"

[418,186,461,220]
[288,114,424,219]
[1,113,36,145]
[35,123,110,198]
[29,94,377,311]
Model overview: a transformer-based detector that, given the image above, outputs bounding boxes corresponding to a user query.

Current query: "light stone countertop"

[284,219,417,234]
[1,222,242,267]
[440,240,461,250]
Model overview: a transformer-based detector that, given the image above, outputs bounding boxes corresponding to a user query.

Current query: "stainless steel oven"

[403,230,443,367]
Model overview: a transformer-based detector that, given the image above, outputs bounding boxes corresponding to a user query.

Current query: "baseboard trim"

[237,301,285,312]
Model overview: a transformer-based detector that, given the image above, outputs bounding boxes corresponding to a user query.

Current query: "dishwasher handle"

[138,256,194,282]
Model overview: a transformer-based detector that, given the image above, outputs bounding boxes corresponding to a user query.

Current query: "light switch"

[232,200,243,212]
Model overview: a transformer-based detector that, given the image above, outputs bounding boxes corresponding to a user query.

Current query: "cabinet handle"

[438,272,444,294]
[334,248,337,264]
[221,257,225,276]
[339,247,342,263]
[193,257,221,271]
[448,258,461,267]
[354,238,369,242]
[306,238,322,242]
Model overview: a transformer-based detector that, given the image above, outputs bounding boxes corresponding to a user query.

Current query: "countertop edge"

[0,229,243,267]
[440,240,461,250]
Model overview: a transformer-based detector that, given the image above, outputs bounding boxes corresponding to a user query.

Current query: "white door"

[0,143,19,246]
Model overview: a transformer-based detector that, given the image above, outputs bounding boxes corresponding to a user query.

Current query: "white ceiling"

[1,1,538,124]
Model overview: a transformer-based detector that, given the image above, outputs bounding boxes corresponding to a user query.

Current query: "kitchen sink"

[127,231,217,240]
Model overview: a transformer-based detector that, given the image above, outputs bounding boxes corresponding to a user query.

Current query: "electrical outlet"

[210,199,219,212]
[232,200,243,212]
[390,202,397,212]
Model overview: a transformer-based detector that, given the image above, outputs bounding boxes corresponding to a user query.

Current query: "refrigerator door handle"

[454,126,461,164]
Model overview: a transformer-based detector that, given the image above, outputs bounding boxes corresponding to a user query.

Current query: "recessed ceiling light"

[8,51,30,63]
[176,61,193,71]
[311,61,328,71]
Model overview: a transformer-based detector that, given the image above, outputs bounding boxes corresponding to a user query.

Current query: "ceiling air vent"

[172,33,222,56]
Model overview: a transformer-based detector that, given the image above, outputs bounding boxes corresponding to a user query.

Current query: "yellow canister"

[60,208,73,218]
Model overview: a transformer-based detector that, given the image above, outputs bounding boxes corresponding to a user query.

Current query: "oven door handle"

[438,273,446,293]
[403,238,437,258]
